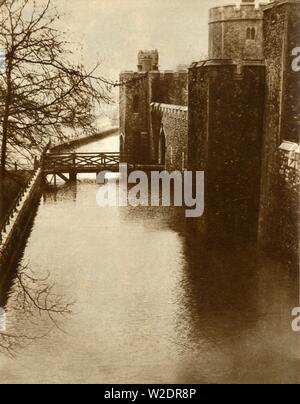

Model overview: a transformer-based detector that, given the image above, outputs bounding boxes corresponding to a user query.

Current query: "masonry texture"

[276,142,300,258]
[119,72,150,162]
[188,61,265,241]
[259,0,300,258]
[209,3,264,60]
[0,170,41,272]
[119,51,188,167]
[151,104,188,171]
[119,0,300,257]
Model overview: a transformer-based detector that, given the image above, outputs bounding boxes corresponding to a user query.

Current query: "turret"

[137,50,159,72]
[208,1,269,61]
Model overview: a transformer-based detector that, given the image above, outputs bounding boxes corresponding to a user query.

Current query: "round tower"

[208,0,267,61]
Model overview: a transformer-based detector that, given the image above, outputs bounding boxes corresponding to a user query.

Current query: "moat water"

[0,134,299,384]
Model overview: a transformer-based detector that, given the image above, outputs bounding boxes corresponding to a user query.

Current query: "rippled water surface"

[0,134,299,384]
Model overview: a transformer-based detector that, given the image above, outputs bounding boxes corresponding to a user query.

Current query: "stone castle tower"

[189,0,269,241]
[258,0,300,254]
[119,51,188,165]
[119,67,150,163]
[119,0,300,256]
[137,50,159,72]
[209,0,264,61]
[189,0,300,251]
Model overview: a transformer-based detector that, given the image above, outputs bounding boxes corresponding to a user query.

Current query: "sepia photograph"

[0,0,299,387]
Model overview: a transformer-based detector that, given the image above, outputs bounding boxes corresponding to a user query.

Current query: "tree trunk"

[0,62,12,178]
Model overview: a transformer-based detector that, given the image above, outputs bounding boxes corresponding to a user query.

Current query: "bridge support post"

[69,171,77,182]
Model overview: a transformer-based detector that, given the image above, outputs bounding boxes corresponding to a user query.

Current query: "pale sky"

[54,0,252,82]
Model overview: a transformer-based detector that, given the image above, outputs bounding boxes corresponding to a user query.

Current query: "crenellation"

[209,1,265,60]
[275,141,300,256]
[151,102,188,117]
[137,49,159,72]
[209,4,264,23]
[119,0,300,255]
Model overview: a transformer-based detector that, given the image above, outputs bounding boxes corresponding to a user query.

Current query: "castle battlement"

[209,4,265,23]
[137,49,159,72]
[191,59,265,67]
[158,70,188,77]
[262,0,300,11]
[120,70,148,75]
[151,102,188,118]
[119,0,300,257]
[208,1,266,60]
[119,71,148,86]
[148,70,187,77]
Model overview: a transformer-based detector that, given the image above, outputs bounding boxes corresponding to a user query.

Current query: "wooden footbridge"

[42,151,163,184]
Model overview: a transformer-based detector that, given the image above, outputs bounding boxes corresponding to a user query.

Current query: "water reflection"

[0,263,73,356]
[175,241,299,383]
[43,182,78,204]
[0,134,298,383]
[118,193,300,383]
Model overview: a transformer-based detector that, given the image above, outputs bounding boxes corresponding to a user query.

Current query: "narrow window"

[246,28,251,40]
[251,28,256,40]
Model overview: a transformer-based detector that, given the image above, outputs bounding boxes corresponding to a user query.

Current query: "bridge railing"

[42,152,136,172]
[0,171,36,244]
[0,143,50,244]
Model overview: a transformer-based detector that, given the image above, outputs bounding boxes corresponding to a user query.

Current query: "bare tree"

[0,0,114,175]
[0,264,73,356]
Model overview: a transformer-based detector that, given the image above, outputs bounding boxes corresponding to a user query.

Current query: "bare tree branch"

[0,264,73,356]
[0,0,113,174]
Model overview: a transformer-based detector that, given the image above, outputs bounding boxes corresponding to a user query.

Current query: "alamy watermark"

[292,47,300,72]
[292,308,300,332]
[96,164,204,218]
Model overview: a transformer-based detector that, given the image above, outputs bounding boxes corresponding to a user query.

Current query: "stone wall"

[151,103,188,171]
[276,141,299,259]
[119,55,188,164]
[137,50,159,72]
[209,4,264,60]
[188,61,265,242]
[119,72,150,162]
[150,71,188,106]
[0,169,41,273]
[119,3,300,256]
[258,0,300,251]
